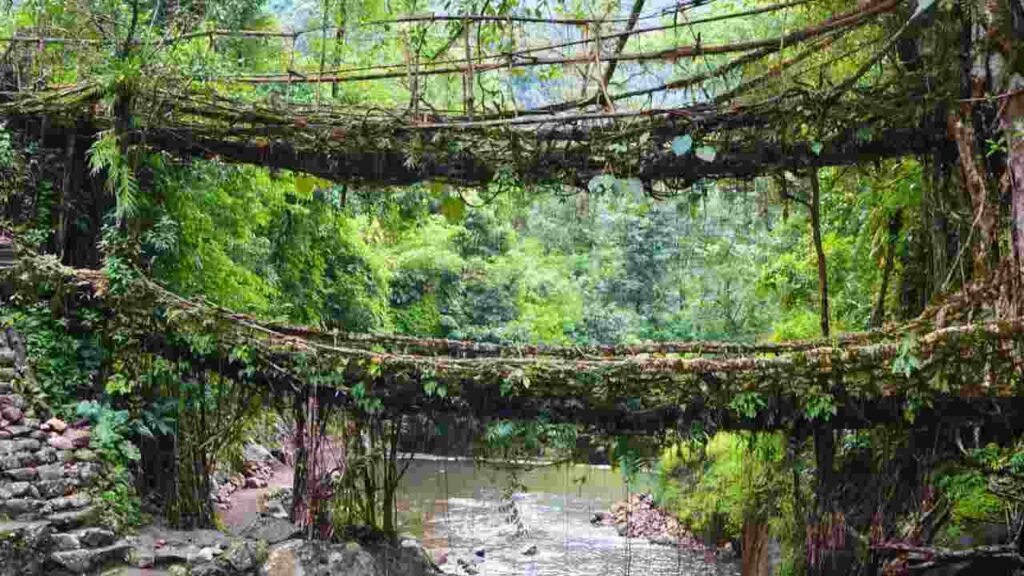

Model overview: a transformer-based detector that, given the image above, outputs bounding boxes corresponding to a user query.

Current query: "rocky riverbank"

[211,443,282,511]
[593,493,731,556]
[120,517,442,576]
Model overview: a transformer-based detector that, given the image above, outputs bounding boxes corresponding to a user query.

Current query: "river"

[395,457,740,576]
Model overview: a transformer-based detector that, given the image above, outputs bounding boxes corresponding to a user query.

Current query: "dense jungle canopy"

[0,0,1023,574]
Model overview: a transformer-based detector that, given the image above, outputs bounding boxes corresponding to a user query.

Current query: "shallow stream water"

[395,458,740,576]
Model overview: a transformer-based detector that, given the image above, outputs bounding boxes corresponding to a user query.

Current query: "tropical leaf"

[671,135,693,156]
[695,146,717,162]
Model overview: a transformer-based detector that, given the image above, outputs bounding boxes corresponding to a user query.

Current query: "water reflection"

[396,458,739,576]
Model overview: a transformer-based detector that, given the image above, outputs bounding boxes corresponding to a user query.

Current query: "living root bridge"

[5,251,1024,435]
[0,83,947,188]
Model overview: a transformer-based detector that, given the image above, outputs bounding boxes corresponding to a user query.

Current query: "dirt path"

[218,462,294,530]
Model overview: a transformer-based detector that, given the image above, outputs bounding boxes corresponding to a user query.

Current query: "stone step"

[0,394,24,409]
[0,519,50,539]
[50,540,132,574]
[50,527,118,552]
[0,349,15,367]
[47,505,99,530]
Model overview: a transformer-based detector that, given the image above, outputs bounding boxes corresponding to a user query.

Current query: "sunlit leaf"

[913,0,936,19]
[295,175,317,196]
[671,135,693,156]
[428,181,447,197]
[615,178,644,199]
[440,195,466,222]
[588,174,616,194]
[695,146,717,162]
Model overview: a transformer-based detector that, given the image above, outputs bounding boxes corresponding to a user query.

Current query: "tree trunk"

[808,168,830,338]
[1004,88,1024,311]
[870,211,901,329]
[599,0,645,109]
[291,392,308,527]
[949,111,996,274]
[742,522,770,576]
[56,131,74,262]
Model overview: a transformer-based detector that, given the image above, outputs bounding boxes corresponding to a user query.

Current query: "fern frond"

[87,130,139,220]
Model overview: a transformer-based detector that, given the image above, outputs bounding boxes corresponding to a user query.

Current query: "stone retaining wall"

[0,329,125,575]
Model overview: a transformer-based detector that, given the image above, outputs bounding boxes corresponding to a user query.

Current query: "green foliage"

[729,391,767,420]
[0,124,14,170]
[657,432,792,540]
[892,336,921,378]
[76,400,142,464]
[146,162,390,328]
[97,464,143,534]
[803,390,837,422]
[88,132,139,221]
[936,471,1002,523]
[482,419,577,461]
[1,304,104,411]
[73,400,145,534]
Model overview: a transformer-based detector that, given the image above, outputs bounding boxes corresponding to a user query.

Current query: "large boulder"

[261,540,375,576]
[238,517,301,545]
[244,444,276,464]
[259,538,443,576]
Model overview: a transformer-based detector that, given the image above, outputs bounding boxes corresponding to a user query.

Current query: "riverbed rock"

[244,443,276,463]
[196,546,220,563]
[608,492,695,546]
[263,498,290,520]
[192,562,229,576]
[650,534,677,546]
[222,539,263,572]
[457,557,479,575]
[261,540,375,576]
[239,516,301,545]
[521,544,537,556]
[259,537,441,576]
